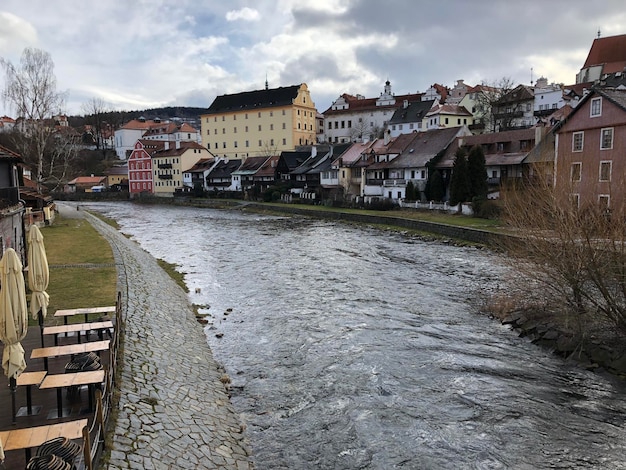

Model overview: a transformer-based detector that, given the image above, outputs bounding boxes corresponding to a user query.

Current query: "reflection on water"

[83,202,626,469]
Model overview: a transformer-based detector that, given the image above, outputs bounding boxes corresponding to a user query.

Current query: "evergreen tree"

[467,145,488,199]
[427,169,445,202]
[449,147,470,206]
[405,180,416,201]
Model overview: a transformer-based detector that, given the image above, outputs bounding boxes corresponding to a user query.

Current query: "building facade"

[323,81,423,144]
[200,83,317,160]
[555,88,626,211]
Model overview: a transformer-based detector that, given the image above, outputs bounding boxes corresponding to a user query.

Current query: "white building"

[322,81,423,144]
[114,117,199,160]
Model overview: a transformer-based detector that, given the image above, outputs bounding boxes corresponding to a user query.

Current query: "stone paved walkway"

[57,203,253,469]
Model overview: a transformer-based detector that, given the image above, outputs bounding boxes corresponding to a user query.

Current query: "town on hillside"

[0,32,625,225]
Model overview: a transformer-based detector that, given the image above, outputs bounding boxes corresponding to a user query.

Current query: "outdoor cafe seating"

[1,292,122,469]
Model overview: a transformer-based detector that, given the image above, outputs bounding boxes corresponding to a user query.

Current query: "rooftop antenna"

[530,67,534,86]
[598,28,601,38]
[265,73,268,90]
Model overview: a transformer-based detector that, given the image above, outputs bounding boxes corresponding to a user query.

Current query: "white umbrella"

[28,225,49,348]
[27,225,49,321]
[0,248,28,423]
[0,248,28,379]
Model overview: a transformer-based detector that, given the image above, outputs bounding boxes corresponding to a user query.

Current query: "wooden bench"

[30,340,110,371]
[14,371,47,420]
[40,370,105,419]
[43,320,114,345]
[0,418,87,461]
[54,306,116,325]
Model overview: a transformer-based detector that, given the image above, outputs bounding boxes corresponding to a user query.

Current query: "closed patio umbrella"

[27,225,49,347]
[0,248,28,422]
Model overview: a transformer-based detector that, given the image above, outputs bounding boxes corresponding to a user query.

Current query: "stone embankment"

[58,203,253,470]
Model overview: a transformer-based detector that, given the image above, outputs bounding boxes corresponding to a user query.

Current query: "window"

[214,129,217,135]
[222,116,225,121]
[572,132,584,152]
[328,122,332,130]
[270,111,273,117]
[223,142,226,148]
[258,140,262,146]
[258,112,261,118]
[600,161,612,181]
[270,139,274,146]
[245,140,249,147]
[348,120,352,128]
[282,110,286,115]
[599,194,610,210]
[234,127,237,133]
[591,97,602,117]
[282,123,286,129]
[270,124,274,130]
[222,128,225,134]
[233,115,236,120]
[571,162,582,182]
[601,128,613,149]
[234,141,238,148]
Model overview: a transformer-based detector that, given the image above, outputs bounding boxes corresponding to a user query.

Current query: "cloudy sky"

[0,0,624,117]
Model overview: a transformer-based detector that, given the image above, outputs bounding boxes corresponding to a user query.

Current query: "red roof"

[583,34,626,74]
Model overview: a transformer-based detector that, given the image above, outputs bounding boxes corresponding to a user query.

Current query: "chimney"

[311,146,317,157]
[384,129,391,145]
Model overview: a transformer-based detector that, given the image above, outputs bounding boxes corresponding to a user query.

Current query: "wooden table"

[30,340,110,371]
[15,371,47,419]
[40,370,105,419]
[54,305,116,324]
[0,418,87,460]
[43,320,114,345]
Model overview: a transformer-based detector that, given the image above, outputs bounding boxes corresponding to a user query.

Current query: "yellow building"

[201,83,317,160]
[152,141,213,196]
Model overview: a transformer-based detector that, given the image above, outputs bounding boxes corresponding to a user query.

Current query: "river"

[82,201,626,469]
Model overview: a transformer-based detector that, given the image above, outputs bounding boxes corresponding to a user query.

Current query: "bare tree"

[500,164,626,343]
[1,48,66,192]
[473,77,516,133]
[82,97,112,152]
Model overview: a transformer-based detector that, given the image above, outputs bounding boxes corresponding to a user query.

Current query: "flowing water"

[82,201,626,469]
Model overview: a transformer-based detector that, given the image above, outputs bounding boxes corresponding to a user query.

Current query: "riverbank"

[57,203,253,469]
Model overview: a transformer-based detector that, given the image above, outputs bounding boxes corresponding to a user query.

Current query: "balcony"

[158,163,173,169]
[158,174,173,180]
[383,179,406,187]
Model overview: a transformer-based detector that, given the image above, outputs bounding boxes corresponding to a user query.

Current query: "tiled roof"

[185,158,214,173]
[206,85,302,114]
[425,104,473,117]
[389,100,435,124]
[597,88,626,111]
[323,92,423,115]
[254,155,281,178]
[208,159,242,179]
[0,144,22,161]
[153,141,206,158]
[67,176,106,185]
[583,34,626,72]
[384,127,469,169]
[121,119,165,130]
[280,151,311,170]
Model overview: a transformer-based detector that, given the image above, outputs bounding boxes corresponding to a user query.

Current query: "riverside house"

[554,87,626,212]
